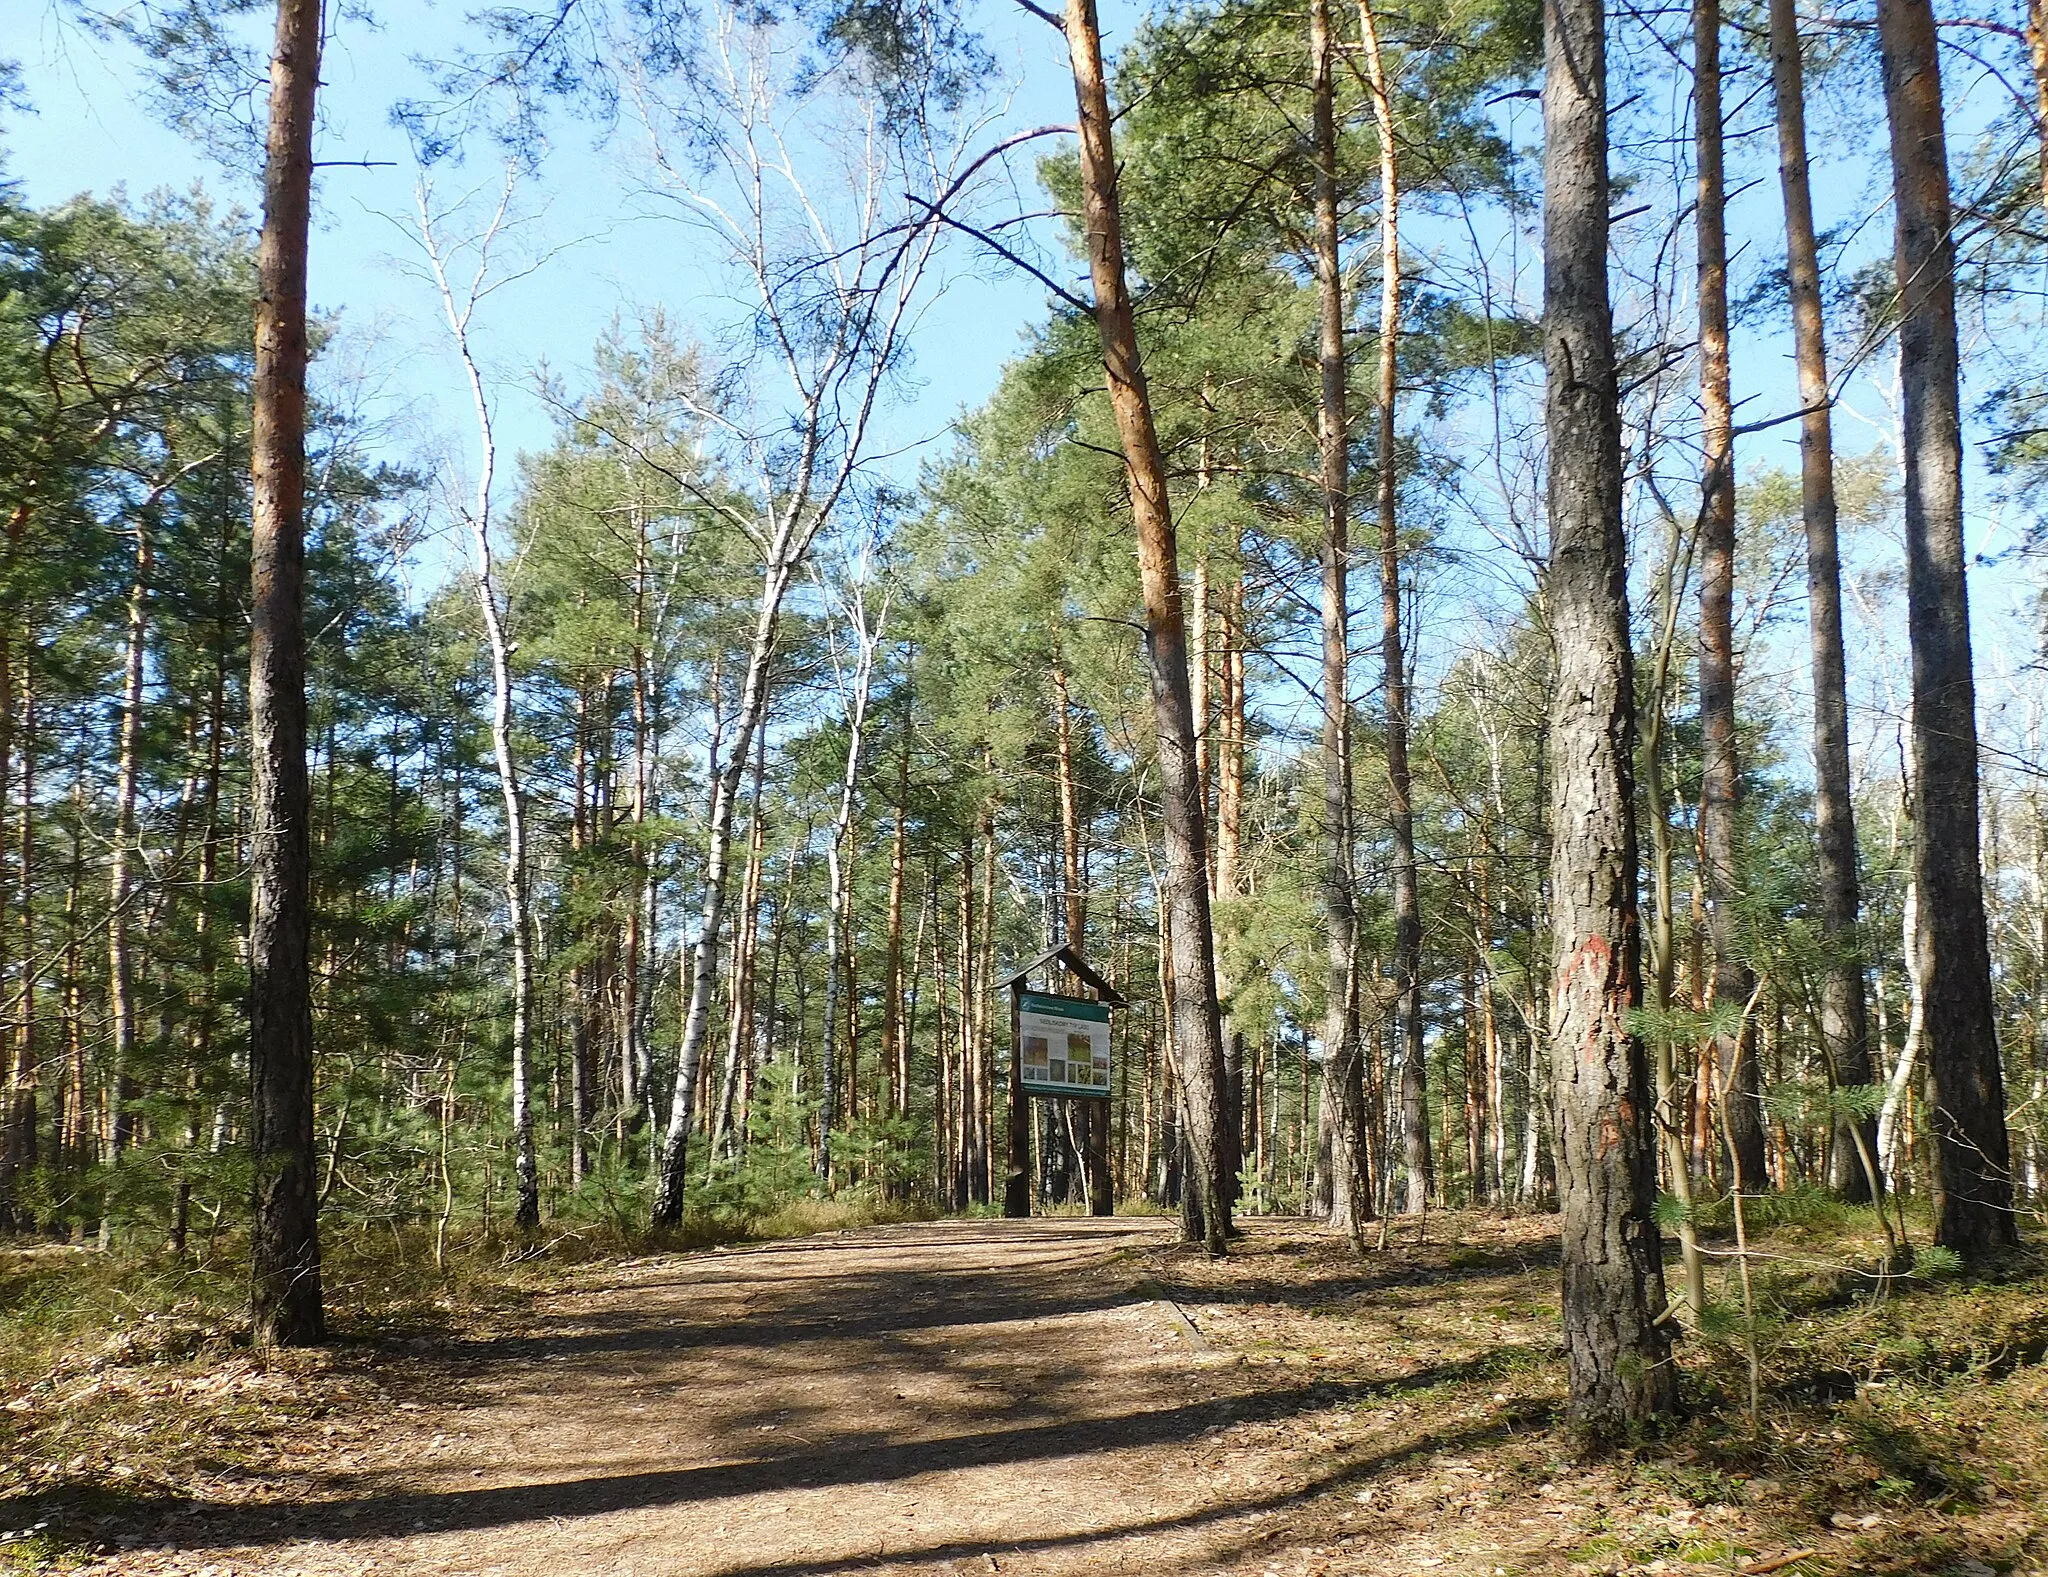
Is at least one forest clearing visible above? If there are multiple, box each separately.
[4,0,2048,1562]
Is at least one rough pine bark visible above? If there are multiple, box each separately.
[2028,0,2048,217]
[1874,0,2017,1255]
[247,0,326,1346]
[1542,0,1675,1425]
[1768,0,1879,1200]
[1061,0,1230,1252]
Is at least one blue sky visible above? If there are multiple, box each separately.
[3,0,2040,732]
[1,1,1088,559]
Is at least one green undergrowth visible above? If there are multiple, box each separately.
[1635,1220,2048,1577]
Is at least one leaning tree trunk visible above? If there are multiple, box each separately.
[652,552,793,1226]
[247,0,326,1347]
[1769,0,1879,1201]
[1357,0,1431,1218]
[469,523,538,1231]
[817,599,881,1185]
[1541,0,1676,1427]
[709,720,770,1165]
[1309,0,1367,1247]
[1061,0,1231,1253]
[1643,505,1709,1318]
[1693,0,1768,1194]
[1874,0,2017,1256]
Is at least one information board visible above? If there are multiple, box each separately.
[1017,990,1112,1097]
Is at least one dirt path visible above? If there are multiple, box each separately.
[42,1210,2031,1577]
[109,1218,1372,1576]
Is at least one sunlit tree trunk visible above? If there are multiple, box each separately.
[1310,0,1367,1248]
[620,534,650,1135]
[2027,0,2048,216]
[1694,0,1767,1193]
[104,524,151,1182]
[653,555,793,1224]
[1059,0,1230,1251]
[710,721,770,1164]
[1875,0,2017,1256]
[1769,0,1879,1201]
[817,590,881,1185]
[974,798,998,1204]
[879,701,910,1192]
[420,182,540,1232]
[1356,0,1430,1217]
[1542,0,1675,1426]
[568,685,595,1186]
[0,646,30,1228]
[247,0,326,1345]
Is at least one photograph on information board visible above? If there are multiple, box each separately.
[1017,991,1111,1096]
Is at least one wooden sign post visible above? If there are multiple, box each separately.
[994,943,1126,1218]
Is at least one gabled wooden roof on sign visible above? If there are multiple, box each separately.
[990,942,1129,1007]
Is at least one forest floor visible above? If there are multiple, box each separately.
[3,1210,2047,1576]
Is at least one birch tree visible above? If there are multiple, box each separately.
[413,174,550,1232]
[615,9,986,1224]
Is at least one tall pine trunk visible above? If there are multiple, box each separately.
[1542,0,1675,1425]
[1769,0,1879,1201]
[1061,0,1230,1253]
[1694,0,1767,1192]
[1357,0,1430,1217]
[247,0,325,1346]
[879,700,910,1193]
[1310,0,1367,1247]
[1874,0,2016,1255]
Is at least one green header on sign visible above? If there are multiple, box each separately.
[1019,990,1112,1023]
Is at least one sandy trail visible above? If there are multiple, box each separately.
[123,1219,1343,1576]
